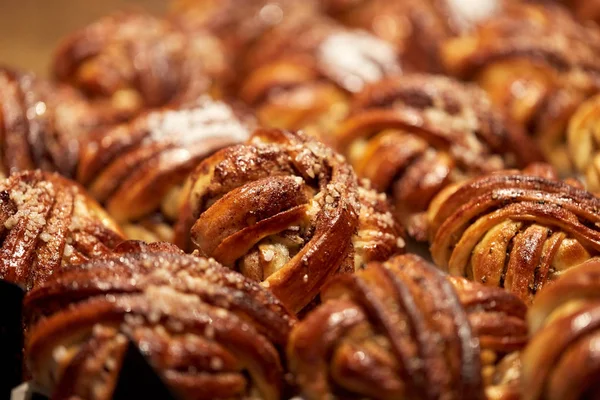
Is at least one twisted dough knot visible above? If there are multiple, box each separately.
[287,254,527,400]
[0,68,107,178]
[24,249,295,400]
[238,10,400,138]
[442,3,600,173]
[53,11,230,120]
[428,167,600,304]
[567,93,600,192]
[321,0,506,73]
[77,97,251,243]
[0,170,123,291]
[175,128,404,313]
[334,74,539,240]
[523,257,600,400]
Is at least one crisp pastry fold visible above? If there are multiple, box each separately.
[321,0,507,72]
[24,248,295,400]
[428,166,600,304]
[287,254,528,400]
[0,68,107,178]
[522,257,600,400]
[53,11,230,120]
[442,2,600,173]
[175,128,404,313]
[334,74,541,240]
[77,97,252,243]
[0,170,124,291]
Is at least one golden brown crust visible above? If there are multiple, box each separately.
[53,11,230,120]
[522,257,600,400]
[334,74,542,241]
[428,168,600,304]
[0,68,107,178]
[175,128,404,313]
[567,93,600,192]
[0,170,124,291]
[287,254,527,400]
[76,97,252,243]
[442,2,600,173]
[24,250,295,400]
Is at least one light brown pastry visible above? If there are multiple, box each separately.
[53,11,230,120]
[24,248,295,400]
[443,2,600,173]
[522,257,600,400]
[321,0,508,72]
[0,67,108,178]
[175,128,405,313]
[334,74,542,240]
[428,166,600,304]
[76,97,252,243]
[287,254,528,400]
[0,170,124,291]
[567,93,600,192]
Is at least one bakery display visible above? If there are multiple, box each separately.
[288,254,527,400]
[334,74,541,240]
[523,257,600,400]
[443,2,600,173]
[428,166,600,304]
[24,248,295,400]
[76,96,252,243]
[2,0,600,398]
[0,170,123,291]
[175,128,404,313]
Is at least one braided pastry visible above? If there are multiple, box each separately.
[237,9,400,139]
[522,257,600,400]
[0,68,107,178]
[175,128,404,313]
[567,93,600,192]
[24,249,295,400]
[334,74,540,241]
[53,11,230,120]
[321,0,506,73]
[0,170,124,291]
[287,254,528,400]
[77,97,251,243]
[442,3,600,173]
[428,167,600,304]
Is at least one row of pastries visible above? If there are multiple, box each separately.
[3,0,600,399]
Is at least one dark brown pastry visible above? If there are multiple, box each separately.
[237,8,400,139]
[53,11,230,120]
[427,166,600,304]
[522,257,600,400]
[0,170,124,291]
[24,249,295,400]
[442,2,600,173]
[321,0,508,72]
[287,254,528,400]
[0,67,107,178]
[334,74,541,240]
[77,97,252,243]
[175,128,405,313]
